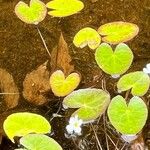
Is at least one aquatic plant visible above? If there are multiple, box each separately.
[73,27,101,49]
[95,43,133,78]
[16,134,62,150]
[107,95,148,135]
[15,0,47,25]
[117,71,150,96]
[46,0,84,17]
[50,70,81,97]
[98,21,139,44]
[3,112,51,142]
[63,88,110,122]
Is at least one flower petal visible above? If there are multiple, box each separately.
[66,125,74,134]
[74,126,81,135]
[143,68,150,74]
[146,63,150,71]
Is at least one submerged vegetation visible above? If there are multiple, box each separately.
[0,0,150,149]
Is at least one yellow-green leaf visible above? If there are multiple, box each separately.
[98,21,139,44]
[3,112,51,142]
[15,0,47,24]
[50,70,80,97]
[63,88,110,122]
[19,134,62,150]
[95,43,133,77]
[117,71,150,96]
[46,0,84,17]
[108,95,148,134]
[73,27,101,50]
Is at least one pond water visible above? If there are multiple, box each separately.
[0,0,150,149]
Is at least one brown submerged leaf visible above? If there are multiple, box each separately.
[0,68,19,109]
[23,61,50,105]
[51,33,74,75]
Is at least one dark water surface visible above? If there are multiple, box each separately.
[0,0,150,149]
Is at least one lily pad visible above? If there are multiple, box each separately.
[3,112,51,142]
[19,134,62,150]
[15,0,47,24]
[50,70,80,97]
[63,88,110,123]
[46,0,84,17]
[107,95,148,134]
[73,27,101,49]
[95,43,133,77]
[98,21,139,44]
[117,71,150,96]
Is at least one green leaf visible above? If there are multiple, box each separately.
[3,112,51,143]
[19,134,62,150]
[46,0,84,17]
[117,71,150,96]
[95,43,133,77]
[73,27,101,50]
[107,95,148,134]
[63,88,110,122]
[15,0,47,24]
[50,70,80,97]
[98,21,139,44]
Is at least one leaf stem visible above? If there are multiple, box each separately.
[90,123,103,150]
[36,26,51,58]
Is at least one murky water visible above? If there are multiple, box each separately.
[0,0,150,149]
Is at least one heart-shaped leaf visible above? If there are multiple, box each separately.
[98,21,139,44]
[95,43,133,77]
[19,134,62,150]
[117,71,150,96]
[46,0,84,17]
[50,70,80,97]
[3,112,51,142]
[15,0,47,24]
[73,27,101,50]
[108,95,148,134]
[63,88,110,123]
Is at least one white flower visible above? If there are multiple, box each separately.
[143,63,150,74]
[66,115,83,135]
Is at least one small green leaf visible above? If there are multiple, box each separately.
[50,70,80,97]
[108,95,148,134]
[95,43,133,77]
[73,27,101,50]
[19,134,62,150]
[46,0,84,17]
[15,0,47,24]
[63,88,110,122]
[117,71,150,96]
[98,21,139,44]
[3,112,51,142]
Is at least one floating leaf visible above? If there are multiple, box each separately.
[117,71,150,96]
[63,88,110,122]
[19,134,62,150]
[3,112,51,142]
[50,70,80,97]
[23,62,50,105]
[0,68,19,109]
[107,95,148,134]
[46,0,84,17]
[73,27,101,50]
[98,21,139,44]
[95,43,133,77]
[15,0,47,24]
[51,33,74,75]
